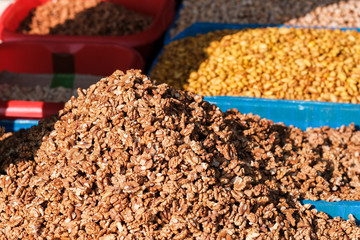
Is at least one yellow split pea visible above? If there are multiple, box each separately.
[150,27,360,103]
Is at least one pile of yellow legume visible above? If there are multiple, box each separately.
[151,27,360,103]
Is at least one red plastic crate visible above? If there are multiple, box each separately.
[0,0,176,59]
[0,41,145,119]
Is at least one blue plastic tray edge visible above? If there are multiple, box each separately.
[0,119,39,132]
[301,200,360,223]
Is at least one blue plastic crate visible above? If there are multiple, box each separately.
[204,96,360,130]
[150,23,360,130]
[301,200,360,224]
[0,119,39,132]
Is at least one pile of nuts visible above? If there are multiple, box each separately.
[17,0,152,36]
[152,27,360,103]
[171,0,360,38]
[0,70,360,239]
[286,0,360,28]
[151,29,237,90]
[0,84,77,102]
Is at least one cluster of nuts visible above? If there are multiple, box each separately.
[286,0,360,28]
[151,29,237,90]
[152,27,360,103]
[17,0,152,36]
[171,0,360,38]
[0,70,360,239]
[0,84,77,102]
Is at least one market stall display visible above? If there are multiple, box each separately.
[1,0,360,239]
[169,0,360,40]
[17,0,152,36]
[152,26,360,103]
[0,70,360,239]
[0,41,144,119]
[0,0,175,59]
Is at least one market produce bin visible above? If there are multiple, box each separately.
[150,22,360,130]
[205,96,360,130]
[0,0,176,59]
[0,41,145,119]
[301,200,360,224]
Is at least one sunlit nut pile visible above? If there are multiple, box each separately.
[0,84,77,102]
[225,112,360,202]
[151,29,237,90]
[171,0,360,38]
[152,27,360,103]
[286,0,360,28]
[1,70,360,238]
[17,0,152,36]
